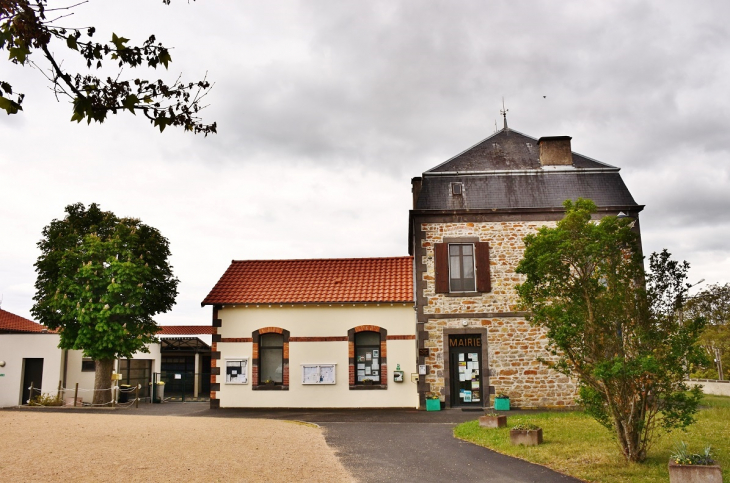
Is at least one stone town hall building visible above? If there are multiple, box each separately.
[203,124,641,410]
[408,126,641,408]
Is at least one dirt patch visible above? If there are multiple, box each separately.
[0,411,354,482]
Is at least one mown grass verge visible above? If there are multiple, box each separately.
[453,395,730,483]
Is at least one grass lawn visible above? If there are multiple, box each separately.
[454,394,730,483]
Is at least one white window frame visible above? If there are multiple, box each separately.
[448,243,477,293]
[225,358,249,385]
[301,363,337,385]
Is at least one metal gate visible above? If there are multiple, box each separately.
[153,371,210,402]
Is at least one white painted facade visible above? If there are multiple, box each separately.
[0,333,63,407]
[0,331,162,407]
[216,304,419,408]
[64,343,162,395]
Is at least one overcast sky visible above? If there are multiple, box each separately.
[2,0,729,325]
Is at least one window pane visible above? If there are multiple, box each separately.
[449,245,460,256]
[261,348,282,382]
[450,254,461,279]
[355,331,381,384]
[355,331,380,345]
[462,254,474,279]
[260,333,283,347]
[462,245,473,255]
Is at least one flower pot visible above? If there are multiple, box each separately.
[510,428,543,446]
[479,415,507,428]
[363,380,374,386]
[668,460,722,483]
[426,399,441,411]
[494,397,510,411]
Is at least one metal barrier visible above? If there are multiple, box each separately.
[153,372,211,402]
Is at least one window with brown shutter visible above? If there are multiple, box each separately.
[434,241,491,294]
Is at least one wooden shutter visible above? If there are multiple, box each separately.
[434,243,449,293]
[476,241,491,293]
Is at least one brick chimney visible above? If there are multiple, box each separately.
[538,136,573,166]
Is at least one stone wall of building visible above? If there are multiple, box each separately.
[423,317,577,408]
[420,221,557,314]
[419,220,578,408]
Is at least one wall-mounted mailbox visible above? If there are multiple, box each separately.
[393,371,404,382]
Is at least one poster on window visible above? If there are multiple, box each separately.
[226,359,248,384]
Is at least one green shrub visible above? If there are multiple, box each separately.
[29,393,64,406]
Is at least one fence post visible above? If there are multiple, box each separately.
[74,383,79,407]
[29,382,34,405]
[135,384,139,409]
[112,380,116,409]
[57,380,62,400]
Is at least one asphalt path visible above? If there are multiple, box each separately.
[7,404,582,482]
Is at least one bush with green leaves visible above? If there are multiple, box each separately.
[516,198,707,462]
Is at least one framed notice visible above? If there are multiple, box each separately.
[225,358,248,384]
[301,364,336,385]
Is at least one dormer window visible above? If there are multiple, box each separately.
[451,182,463,195]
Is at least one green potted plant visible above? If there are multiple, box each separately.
[362,378,374,386]
[479,410,507,428]
[509,421,542,446]
[494,393,510,411]
[262,378,276,386]
[668,442,722,483]
[425,392,441,411]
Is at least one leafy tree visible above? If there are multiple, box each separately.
[515,198,707,463]
[686,283,730,380]
[0,0,216,134]
[31,203,179,405]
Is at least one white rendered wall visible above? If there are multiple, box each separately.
[0,334,62,407]
[687,380,730,397]
[216,304,418,408]
[65,343,161,396]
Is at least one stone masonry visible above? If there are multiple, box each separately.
[420,221,578,408]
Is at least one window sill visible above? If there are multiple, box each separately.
[443,291,484,298]
[252,385,289,391]
[349,384,388,390]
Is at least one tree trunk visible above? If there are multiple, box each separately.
[93,359,115,406]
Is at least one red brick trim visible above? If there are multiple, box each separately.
[220,338,253,343]
[289,336,348,342]
[387,335,416,340]
[258,326,284,335]
[353,325,382,333]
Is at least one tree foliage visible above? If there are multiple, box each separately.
[686,283,730,380]
[31,203,179,404]
[0,0,216,134]
[515,198,707,463]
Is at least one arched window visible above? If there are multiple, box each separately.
[251,327,289,390]
[348,325,387,389]
[355,331,380,385]
[259,333,284,384]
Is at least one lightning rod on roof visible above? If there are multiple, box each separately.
[500,97,509,130]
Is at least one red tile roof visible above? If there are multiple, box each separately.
[202,257,414,305]
[157,325,214,335]
[0,309,55,333]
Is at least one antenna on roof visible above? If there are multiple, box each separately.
[500,97,509,130]
[494,120,498,133]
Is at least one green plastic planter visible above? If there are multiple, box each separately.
[494,397,510,411]
[426,399,441,411]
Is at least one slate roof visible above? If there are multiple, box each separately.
[416,128,640,211]
[202,257,414,305]
[0,309,55,333]
[416,172,637,210]
[427,128,614,172]
[158,325,214,335]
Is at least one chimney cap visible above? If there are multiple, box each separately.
[538,136,572,144]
